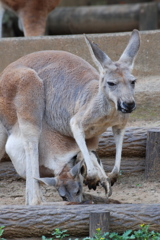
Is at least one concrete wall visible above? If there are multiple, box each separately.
[0,30,160,75]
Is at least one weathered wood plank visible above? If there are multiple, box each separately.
[0,204,160,238]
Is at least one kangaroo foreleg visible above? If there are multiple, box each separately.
[70,118,112,197]
[86,151,112,196]
[109,126,125,185]
[70,118,97,178]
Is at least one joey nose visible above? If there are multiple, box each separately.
[122,101,136,112]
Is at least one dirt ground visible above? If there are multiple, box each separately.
[0,120,160,205]
[0,160,160,205]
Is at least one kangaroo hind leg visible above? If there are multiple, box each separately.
[0,121,8,161]
[14,67,45,205]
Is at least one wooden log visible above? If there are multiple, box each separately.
[0,162,19,180]
[59,0,154,6]
[47,3,159,35]
[47,4,139,34]
[89,212,110,237]
[0,127,148,178]
[0,204,160,238]
[1,127,147,162]
[145,129,160,180]
[0,157,145,181]
[97,127,147,158]
[101,157,145,175]
[139,2,158,30]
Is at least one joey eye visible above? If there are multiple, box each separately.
[107,82,116,87]
[131,80,136,85]
[62,196,67,201]
[76,189,80,196]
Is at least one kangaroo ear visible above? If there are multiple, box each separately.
[69,160,86,178]
[35,177,58,186]
[84,34,113,71]
[119,29,140,70]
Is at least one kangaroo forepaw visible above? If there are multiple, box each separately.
[84,176,112,197]
[84,177,100,190]
[100,177,112,197]
[108,172,119,186]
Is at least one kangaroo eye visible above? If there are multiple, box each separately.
[107,82,116,87]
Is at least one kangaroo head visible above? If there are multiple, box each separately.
[85,30,140,114]
[36,160,86,202]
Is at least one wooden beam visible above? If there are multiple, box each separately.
[89,211,110,237]
[145,129,160,179]
[0,204,160,238]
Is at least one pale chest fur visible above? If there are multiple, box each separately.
[83,106,128,139]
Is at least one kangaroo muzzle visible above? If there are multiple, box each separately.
[118,100,136,113]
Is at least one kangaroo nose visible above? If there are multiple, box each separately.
[122,101,136,112]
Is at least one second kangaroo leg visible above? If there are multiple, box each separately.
[0,121,8,160]
[19,10,47,36]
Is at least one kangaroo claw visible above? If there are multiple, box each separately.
[84,176,112,197]
[100,177,112,197]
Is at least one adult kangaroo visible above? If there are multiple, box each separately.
[0,0,60,37]
[0,30,140,205]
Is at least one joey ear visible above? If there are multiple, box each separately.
[119,29,140,70]
[35,177,58,186]
[58,186,66,197]
[69,160,86,178]
[84,34,113,71]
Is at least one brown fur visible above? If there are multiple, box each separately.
[0,0,60,36]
